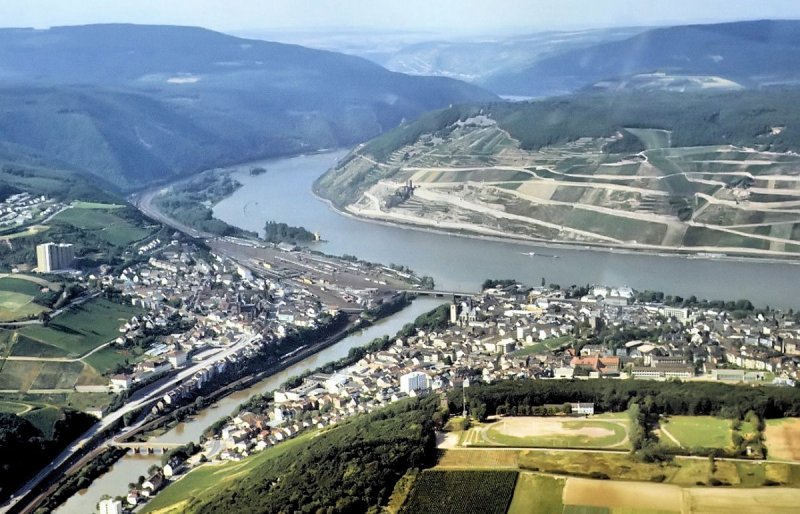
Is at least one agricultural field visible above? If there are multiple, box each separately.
[765,418,800,461]
[439,448,800,488]
[15,297,140,357]
[331,118,800,257]
[0,276,54,322]
[400,470,518,514]
[0,359,103,391]
[507,472,565,514]
[461,416,630,449]
[432,449,800,514]
[437,448,520,469]
[659,416,733,449]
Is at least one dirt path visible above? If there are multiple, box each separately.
[659,426,683,447]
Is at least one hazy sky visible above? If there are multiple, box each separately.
[4,0,800,35]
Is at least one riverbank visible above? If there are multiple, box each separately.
[311,187,800,266]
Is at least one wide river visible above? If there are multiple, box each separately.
[213,150,799,309]
[56,298,445,513]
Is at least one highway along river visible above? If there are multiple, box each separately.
[212,150,799,309]
[54,298,445,513]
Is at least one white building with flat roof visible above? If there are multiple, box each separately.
[400,371,429,394]
[99,498,123,514]
[36,242,74,272]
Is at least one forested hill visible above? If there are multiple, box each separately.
[0,24,496,191]
[361,89,800,160]
[484,19,800,96]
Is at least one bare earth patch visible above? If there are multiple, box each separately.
[563,477,683,512]
[494,417,615,439]
[766,418,800,461]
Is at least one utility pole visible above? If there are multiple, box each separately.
[462,381,467,417]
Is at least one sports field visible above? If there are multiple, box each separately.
[461,416,629,449]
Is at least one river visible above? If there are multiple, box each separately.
[55,298,445,514]
[212,151,799,309]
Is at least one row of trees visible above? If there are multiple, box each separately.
[450,379,800,422]
[263,221,315,244]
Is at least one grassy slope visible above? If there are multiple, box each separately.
[17,298,140,357]
[145,396,439,514]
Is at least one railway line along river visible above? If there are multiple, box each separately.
[54,298,445,513]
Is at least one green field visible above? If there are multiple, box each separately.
[17,298,139,357]
[51,206,152,246]
[513,336,572,356]
[507,472,565,514]
[8,335,71,358]
[0,291,47,321]
[0,399,31,413]
[0,277,46,296]
[71,201,124,210]
[400,470,518,514]
[83,345,131,374]
[659,416,732,449]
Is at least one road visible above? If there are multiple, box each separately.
[132,187,216,240]
[0,335,256,514]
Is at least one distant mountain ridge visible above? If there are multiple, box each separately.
[483,19,800,96]
[0,24,496,190]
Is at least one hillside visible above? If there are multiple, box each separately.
[484,20,800,96]
[0,24,496,191]
[141,396,439,514]
[315,89,800,257]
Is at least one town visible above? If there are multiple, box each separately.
[102,272,800,512]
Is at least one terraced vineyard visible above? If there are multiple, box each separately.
[318,108,800,258]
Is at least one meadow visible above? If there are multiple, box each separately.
[51,206,152,246]
[659,416,733,449]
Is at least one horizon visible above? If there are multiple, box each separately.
[4,1,800,39]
